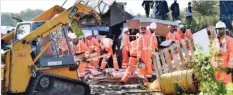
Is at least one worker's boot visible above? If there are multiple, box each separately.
[147,77,152,82]
[137,78,147,89]
[120,81,126,85]
[138,78,145,86]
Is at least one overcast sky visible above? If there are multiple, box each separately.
[1,0,191,15]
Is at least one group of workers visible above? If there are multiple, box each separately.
[120,20,193,85]
[66,29,119,80]
[65,19,232,86]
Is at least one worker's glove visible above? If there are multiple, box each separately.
[81,57,88,62]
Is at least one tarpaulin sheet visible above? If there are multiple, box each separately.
[82,27,109,32]
[220,1,233,30]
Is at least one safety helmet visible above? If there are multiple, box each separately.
[122,27,129,33]
[150,22,157,29]
[68,33,77,39]
[146,26,150,30]
[84,32,92,38]
[215,21,226,29]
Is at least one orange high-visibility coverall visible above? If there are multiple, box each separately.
[73,40,90,78]
[121,40,138,82]
[184,29,193,38]
[177,29,184,39]
[100,38,119,70]
[184,29,193,51]
[166,31,182,43]
[137,30,155,78]
[215,35,233,85]
[85,37,101,68]
[122,33,130,68]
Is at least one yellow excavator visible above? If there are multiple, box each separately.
[1,2,101,95]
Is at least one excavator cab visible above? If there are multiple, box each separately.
[1,2,103,95]
[13,21,75,67]
[1,21,91,95]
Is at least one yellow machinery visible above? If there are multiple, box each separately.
[1,5,65,43]
[1,2,101,95]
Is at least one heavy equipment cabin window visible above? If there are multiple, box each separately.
[16,24,31,40]
[38,28,70,57]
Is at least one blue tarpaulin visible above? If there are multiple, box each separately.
[220,1,233,30]
[82,27,109,32]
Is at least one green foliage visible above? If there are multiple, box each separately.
[1,9,44,26]
[181,1,220,33]
[192,1,219,16]
[190,42,233,95]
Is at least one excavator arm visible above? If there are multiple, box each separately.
[21,3,101,43]
[3,2,101,94]
[1,5,65,43]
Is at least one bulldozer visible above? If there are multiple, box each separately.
[1,2,102,95]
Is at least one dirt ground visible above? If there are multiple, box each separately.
[84,68,161,95]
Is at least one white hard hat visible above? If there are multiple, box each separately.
[122,27,128,33]
[84,32,92,38]
[68,33,77,39]
[150,22,157,29]
[146,26,150,30]
[215,21,226,29]
[175,20,181,24]
[179,25,184,28]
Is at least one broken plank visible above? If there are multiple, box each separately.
[170,44,181,71]
[177,43,186,69]
[181,39,190,64]
[152,53,162,78]
[163,48,173,72]
[159,50,168,73]
[188,38,195,61]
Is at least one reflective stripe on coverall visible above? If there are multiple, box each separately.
[215,35,233,84]
[85,37,101,68]
[100,38,119,70]
[166,31,181,43]
[121,40,138,82]
[137,32,154,78]
[74,40,90,78]
[122,33,130,68]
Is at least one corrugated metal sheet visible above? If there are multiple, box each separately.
[132,16,179,26]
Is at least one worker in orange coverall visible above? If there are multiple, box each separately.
[149,22,158,51]
[176,20,184,39]
[99,37,119,71]
[166,24,182,43]
[84,32,101,69]
[121,33,140,84]
[68,33,90,81]
[122,27,130,69]
[214,21,233,85]
[137,26,155,85]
